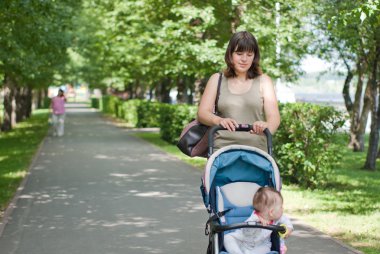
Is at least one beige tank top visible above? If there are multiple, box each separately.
[214,75,268,152]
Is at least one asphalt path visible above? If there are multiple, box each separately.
[0,103,362,254]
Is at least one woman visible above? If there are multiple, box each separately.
[51,89,66,137]
[197,31,280,152]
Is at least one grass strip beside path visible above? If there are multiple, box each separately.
[133,131,380,254]
[0,110,49,219]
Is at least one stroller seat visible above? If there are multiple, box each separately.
[216,182,261,225]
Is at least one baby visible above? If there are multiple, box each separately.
[224,187,293,254]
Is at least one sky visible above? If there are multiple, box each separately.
[301,55,332,73]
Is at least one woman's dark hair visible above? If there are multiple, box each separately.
[224,31,262,79]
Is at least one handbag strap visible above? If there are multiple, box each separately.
[214,72,223,114]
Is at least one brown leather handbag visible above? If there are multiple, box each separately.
[177,73,222,157]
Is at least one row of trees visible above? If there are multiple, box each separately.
[0,0,379,169]
[75,0,312,103]
[0,0,81,131]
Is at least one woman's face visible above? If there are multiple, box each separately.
[232,51,254,75]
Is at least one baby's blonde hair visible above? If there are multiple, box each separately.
[253,187,283,213]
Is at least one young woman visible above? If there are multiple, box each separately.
[51,89,66,137]
[197,31,280,151]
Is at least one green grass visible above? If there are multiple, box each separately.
[0,109,49,218]
[133,131,380,254]
[134,132,207,168]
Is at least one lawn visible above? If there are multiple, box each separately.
[0,109,49,218]
[133,131,380,254]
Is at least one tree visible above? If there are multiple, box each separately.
[312,0,380,169]
[0,0,81,131]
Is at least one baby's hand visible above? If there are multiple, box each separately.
[284,228,293,238]
[279,224,292,238]
[258,216,270,226]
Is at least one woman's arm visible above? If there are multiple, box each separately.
[197,73,238,131]
[251,74,280,134]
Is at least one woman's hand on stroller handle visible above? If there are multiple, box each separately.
[208,125,273,156]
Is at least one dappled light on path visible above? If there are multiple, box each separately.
[1,103,360,254]
[0,103,208,253]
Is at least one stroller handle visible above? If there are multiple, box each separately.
[212,221,286,234]
[208,124,273,157]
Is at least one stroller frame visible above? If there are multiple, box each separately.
[203,125,286,254]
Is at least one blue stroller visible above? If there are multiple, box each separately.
[200,125,285,254]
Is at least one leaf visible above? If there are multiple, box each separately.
[360,11,367,23]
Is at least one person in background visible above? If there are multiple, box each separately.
[51,89,66,137]
[197,31,280,152]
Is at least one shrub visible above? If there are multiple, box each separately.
[121,99,141,127]
[102,96,120,116]
[136,101,161,128]
[159,104,197,144]
[91,98,100,109]
[274,103,346,188]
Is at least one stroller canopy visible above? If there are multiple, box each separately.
[202,145,281,208]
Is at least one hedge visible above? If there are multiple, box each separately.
[92,97,346,188]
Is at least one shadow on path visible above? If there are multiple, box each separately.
[0,103,362,254]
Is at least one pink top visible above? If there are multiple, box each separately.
[51,96,65,115]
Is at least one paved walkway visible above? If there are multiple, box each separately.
[0,103,362,254]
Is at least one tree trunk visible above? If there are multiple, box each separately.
[193,78,202,106]
[15,86,24,123]
[148,86,154,101]
[37,89,43,109]
[1,74,14,131]
[348,60,369,151]
[364,45,380,170]
[231,3,246,33]
[25,86,32,118]
[342,70,354,113]
[176,76,187,104]
[135,80,146,99]
[156,79,172,103]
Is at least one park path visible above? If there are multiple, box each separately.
[0,103,362,254]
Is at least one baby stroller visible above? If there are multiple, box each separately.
[200,124,286,254]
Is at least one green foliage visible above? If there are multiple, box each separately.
[136,101,162,128]
[98,96,198,144]
[91,98,100,109]
[117,100,138,126]
[101,96,120,116]
[274,103,346,188]
[73,0,312,93]
[158,104,198,144]
[0,0,81,88]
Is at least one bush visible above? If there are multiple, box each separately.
[136,101,161,128]
[121,99,141,127]
[91,98,100,109]
[102,96,120,116]
[274,103,346,188]
[159,104,197,144]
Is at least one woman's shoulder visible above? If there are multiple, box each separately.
[207,72,223,85]
[258,73,272,83]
